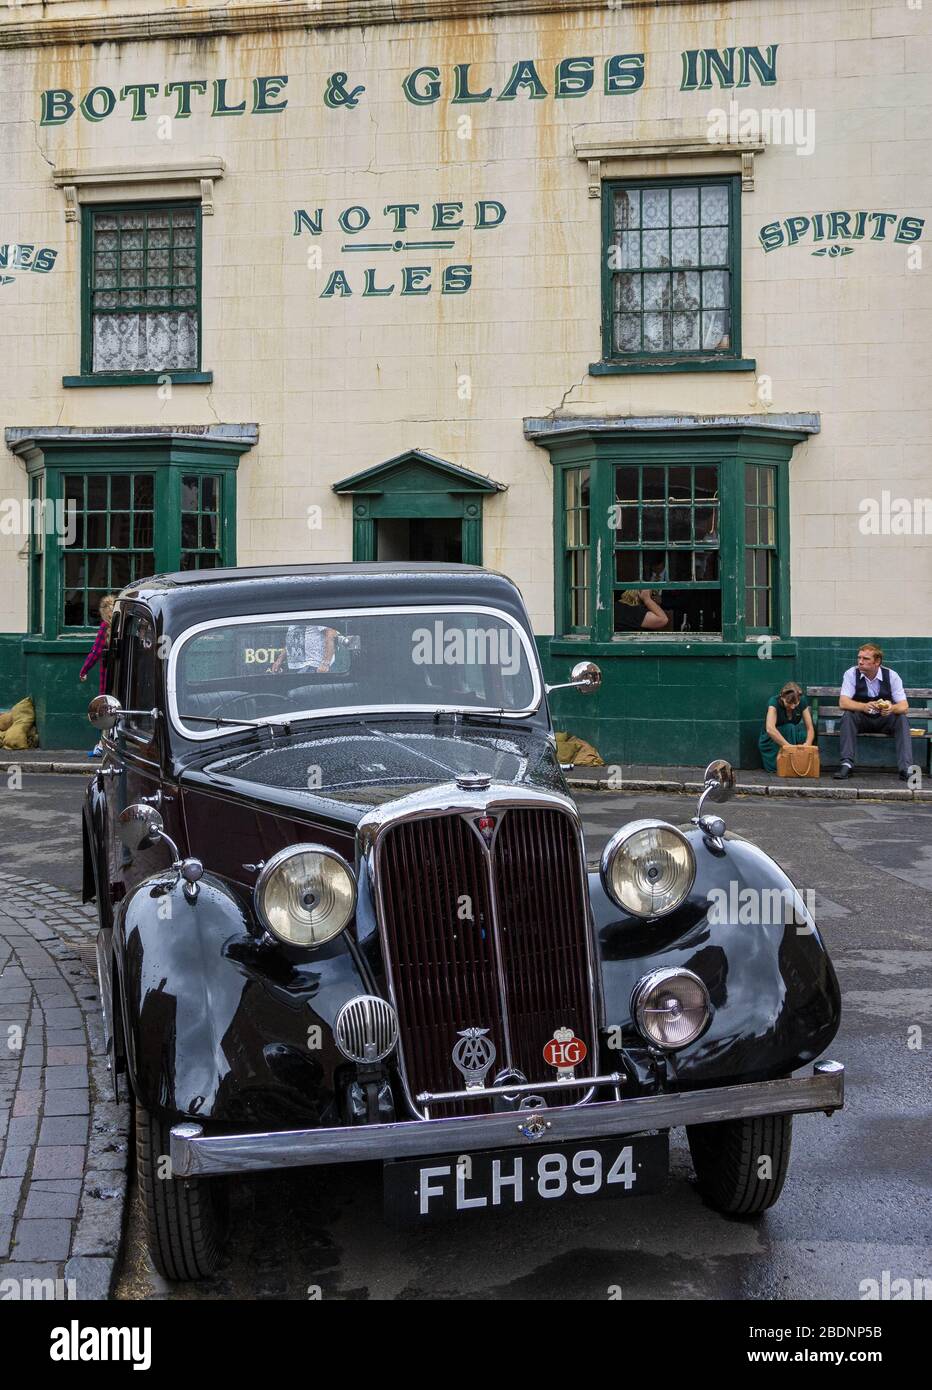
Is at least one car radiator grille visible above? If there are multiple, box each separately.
[375,806,597,1117]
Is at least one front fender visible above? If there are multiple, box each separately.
[590,829,841,1088]
[116,872,372,1128]
[81,775,108,910]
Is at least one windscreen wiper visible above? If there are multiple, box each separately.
[460,709,509,726]
[177,713,293,736]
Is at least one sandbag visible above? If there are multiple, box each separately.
[0,695,37,750]
[555,730,605,766]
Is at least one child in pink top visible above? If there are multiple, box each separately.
[79,594,115,756]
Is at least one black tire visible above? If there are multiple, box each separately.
[687,1112,793,1216]
[135,1101,229,1281]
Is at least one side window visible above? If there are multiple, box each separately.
[125,613,158,741]
[105,608,123,699]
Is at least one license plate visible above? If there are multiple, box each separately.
[384,1133,668,1222]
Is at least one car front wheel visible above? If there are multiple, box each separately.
[687,1112,792,1216]
[135,1101,229,1280]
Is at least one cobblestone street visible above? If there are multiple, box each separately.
[0,870,129,1297]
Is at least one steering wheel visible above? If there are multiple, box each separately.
[208,693,293,720]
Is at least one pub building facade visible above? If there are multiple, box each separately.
[0,0,929,764]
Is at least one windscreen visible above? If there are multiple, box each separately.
[172,607,540,736]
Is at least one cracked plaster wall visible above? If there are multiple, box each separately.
[0,0,930,639]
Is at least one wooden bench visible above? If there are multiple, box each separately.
[806,685,932,770]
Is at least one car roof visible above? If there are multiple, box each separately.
[118,563,536,636]
[134,562,485,588]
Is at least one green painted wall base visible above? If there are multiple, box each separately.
[539,635,932,771]
[0,634,26,709]
[0,634,97,749]
[3,627,931,758]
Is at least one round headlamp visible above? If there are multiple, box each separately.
[600,819,696,918]
[632,968,711,1049]
[255,844,356,947]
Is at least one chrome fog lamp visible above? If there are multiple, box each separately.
[255,844,356,947]
[600,819,696,918]
[334,995,399,1064]
[632,968,711,1049]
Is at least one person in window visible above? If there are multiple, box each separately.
[79,593,116,758]
[617,589,670,632]
[758,681,814,773]
[269,624,338,674]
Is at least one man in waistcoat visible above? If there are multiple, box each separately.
[833,643,913,780]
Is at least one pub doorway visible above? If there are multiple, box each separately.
[333,449,506,567]
[375,516,463,562]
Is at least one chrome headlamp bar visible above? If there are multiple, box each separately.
[416,1072,623,1105]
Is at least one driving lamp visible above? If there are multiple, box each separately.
[632,968,711,1049]
[600,819,696,918]
[255,844,356,946]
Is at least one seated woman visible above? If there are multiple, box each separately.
[616,588,670,632]
[759,681,815,772]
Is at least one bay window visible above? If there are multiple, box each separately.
[8,429,254,642]
[542,421,807,648]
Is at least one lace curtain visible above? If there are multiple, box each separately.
[92,311,198,373]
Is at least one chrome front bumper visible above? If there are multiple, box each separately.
[170,1060,844,1178]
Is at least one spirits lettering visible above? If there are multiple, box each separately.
[759,211,925,256]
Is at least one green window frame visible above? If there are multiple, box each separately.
[543,426,801,649]
[598,176,752,374]
[745,463,778,634]
[180,474,224,570]
[61,471,156,629]
[28,473,45,635]
[14,435,249,643]
[562,466,591,632]
[612,461,721,635]
[70,200,209,387]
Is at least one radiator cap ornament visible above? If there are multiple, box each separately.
[452,1027,497,1089]
[456,770,492,790]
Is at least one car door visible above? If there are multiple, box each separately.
[101,606,169,904]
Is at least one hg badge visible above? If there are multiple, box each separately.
[451,1027,496,1090]
[543,1026,588,1081]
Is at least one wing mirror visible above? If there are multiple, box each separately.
[118,804,204,902]
[118,803,167,852]
[546,661,602,696]
[88,695,158,731]
[696,759,736,817]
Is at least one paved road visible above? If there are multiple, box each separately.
[2,776,930,1300]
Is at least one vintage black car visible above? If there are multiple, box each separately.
[82,563,843,1280]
